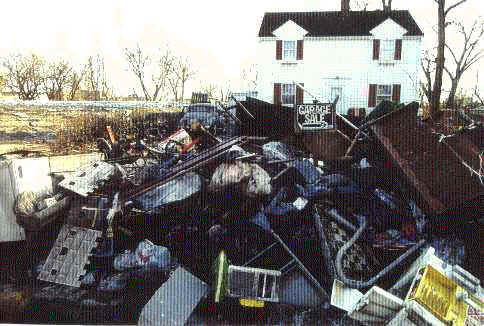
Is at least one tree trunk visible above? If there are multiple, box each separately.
[382,0,392,12]
[446,79,459,109]
[431,1,446,118]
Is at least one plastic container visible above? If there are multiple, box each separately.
[408,265,469,325]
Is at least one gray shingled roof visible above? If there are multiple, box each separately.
[258,10,423,37]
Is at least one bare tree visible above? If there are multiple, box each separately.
[241,65,259,93]
[201,83,217,100]
[168,56,195,102]
[430,0,468,118]
[354,0,369,10]
[421,49,436,105]
[167,71,180,102]
[0,73,5,92]
[67,65,85,101]
[124,44,150,100]
[341,0,350,12]
[382,0,392,12]
[2,53,45,100]
[219,80,232,102]
[444,18,484,108]
[154,48,175,101]
[124,44,173,101]
[473,71,484,105]
[84,55,111,100]
[42,59,72,100]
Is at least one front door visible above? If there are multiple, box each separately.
[330,87,343,113]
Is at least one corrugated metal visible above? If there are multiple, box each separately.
[369,105,483,217]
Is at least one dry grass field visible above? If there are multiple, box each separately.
[0,106,182,156]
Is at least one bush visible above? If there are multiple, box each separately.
[49,110,182,154]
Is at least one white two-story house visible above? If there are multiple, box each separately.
[255,6,423,114]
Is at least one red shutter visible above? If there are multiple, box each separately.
[296,83,304,104]
[395,39,402,60]
[297,40,304,60]
[373,39,380,60]
[274,83,281,104]
[276,40,282,60]
[392,84,401,102]
[369,84,377,107]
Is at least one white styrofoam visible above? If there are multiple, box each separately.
[0,153,102,242]
[0,161,26,241]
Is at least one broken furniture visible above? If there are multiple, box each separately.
[213,251,281,307]
[332,247,484,325]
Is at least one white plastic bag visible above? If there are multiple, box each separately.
[209,161,252,192]
[244,164,272,197]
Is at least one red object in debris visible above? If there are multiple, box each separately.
[401,220,416,240]
[181,138,200,153]
[106,126,116,144]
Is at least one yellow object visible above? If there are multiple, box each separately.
[239,299,265,308]
[409,266,473,325]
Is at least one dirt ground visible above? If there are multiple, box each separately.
[0,107,68,155]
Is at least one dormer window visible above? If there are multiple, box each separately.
[373,39,402,62]
[381,40,395,61]
[283,41,296,60]
[276,40,304,61]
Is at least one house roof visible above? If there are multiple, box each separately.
[258,10,423,37]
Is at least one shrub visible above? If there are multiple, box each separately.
[49,110,182,154]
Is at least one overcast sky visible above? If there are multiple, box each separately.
[0,0,483,99]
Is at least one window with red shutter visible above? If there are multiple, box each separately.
[373,40,380,60]
[274,83,281,104]
[276,41,282,60]
[369,84,377,107]
[392,84,401,102]
[395,39,402,60]
[297,40,303,60]
[296,83,304,104]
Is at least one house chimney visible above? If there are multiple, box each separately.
[341,0,350,14]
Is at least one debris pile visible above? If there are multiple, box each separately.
[1,99,483,325]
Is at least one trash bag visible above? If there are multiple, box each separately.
[208,161,252,192]
[134,172,202,213]
[113,239,171,271]
[15,191,43,216]
[209,162,272,197]
[97,272,131,292]
[244,164,272,198]
[291,159,324,184]
[262,141,298,161]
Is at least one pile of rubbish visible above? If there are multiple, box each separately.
[4,99,483,325]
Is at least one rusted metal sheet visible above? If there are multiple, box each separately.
[302,115,360,160]
[302,130,351,160]
[237,97,295,138]
[369,105,483,217]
